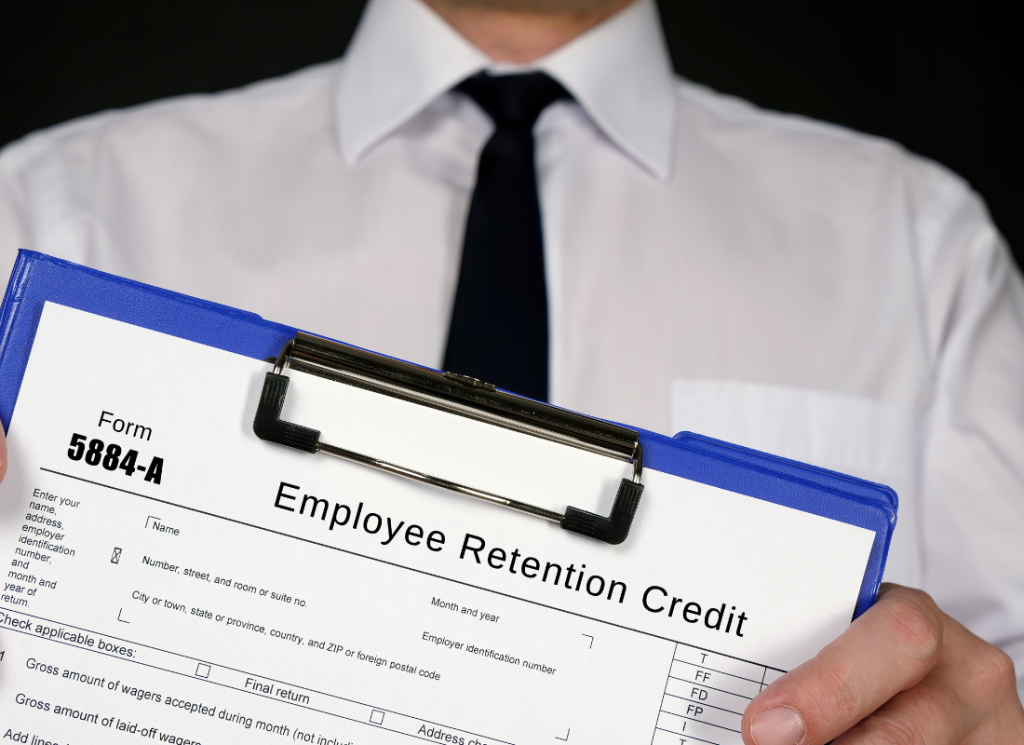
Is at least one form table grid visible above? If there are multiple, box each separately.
[650,642,786,745]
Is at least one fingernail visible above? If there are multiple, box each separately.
[750,707,805,745]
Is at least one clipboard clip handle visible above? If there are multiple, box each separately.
[560,477,643,545]
[253,335,644,545]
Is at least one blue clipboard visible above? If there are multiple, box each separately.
[0,250,896,620]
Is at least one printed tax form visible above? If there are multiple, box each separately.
[1,303,875,745]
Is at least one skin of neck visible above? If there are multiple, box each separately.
[420,0,638,63]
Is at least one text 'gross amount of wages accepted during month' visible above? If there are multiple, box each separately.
[0,303,874,745]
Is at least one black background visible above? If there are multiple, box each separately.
[3,0,1021,267]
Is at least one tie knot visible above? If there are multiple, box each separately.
[457,72,570,129]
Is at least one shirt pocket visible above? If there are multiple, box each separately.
[669,380,921,586]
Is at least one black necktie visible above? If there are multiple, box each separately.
[442,72,570,402]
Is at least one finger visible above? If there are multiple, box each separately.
[834,614,1024,744]
[831,675,970,745]
[742,584,945,745]
[0,423,6,484]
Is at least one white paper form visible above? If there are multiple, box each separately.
[0,303,876,745]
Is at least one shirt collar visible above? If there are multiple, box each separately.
[336,0,678,181]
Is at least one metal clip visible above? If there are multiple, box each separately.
[253,334,644,544]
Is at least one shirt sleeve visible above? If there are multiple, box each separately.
[914,163,1024,702]
[0,140,35,289]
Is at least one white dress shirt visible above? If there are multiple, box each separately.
[1,0,1022,696]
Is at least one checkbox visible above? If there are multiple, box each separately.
[195,663,211,678]
[370,710,385,725]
